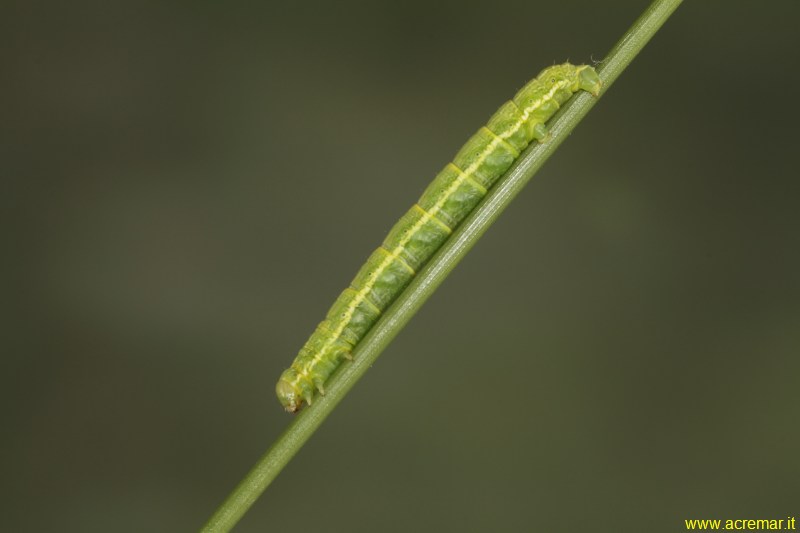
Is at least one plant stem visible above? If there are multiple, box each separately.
[200,0,683,530]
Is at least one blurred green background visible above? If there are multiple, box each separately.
[5,1,800,531]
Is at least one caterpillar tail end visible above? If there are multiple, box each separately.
[577,65,602,97]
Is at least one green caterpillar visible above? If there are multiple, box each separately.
[276,62,601,412]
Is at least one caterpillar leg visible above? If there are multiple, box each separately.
[311,349,354,395]
[532,122,550,143]
[577,65,602,96]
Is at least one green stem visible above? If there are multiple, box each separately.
[201,0,683,530]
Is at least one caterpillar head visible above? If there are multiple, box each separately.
[276,369,311,413]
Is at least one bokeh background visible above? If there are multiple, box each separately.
[5,1,800,531]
